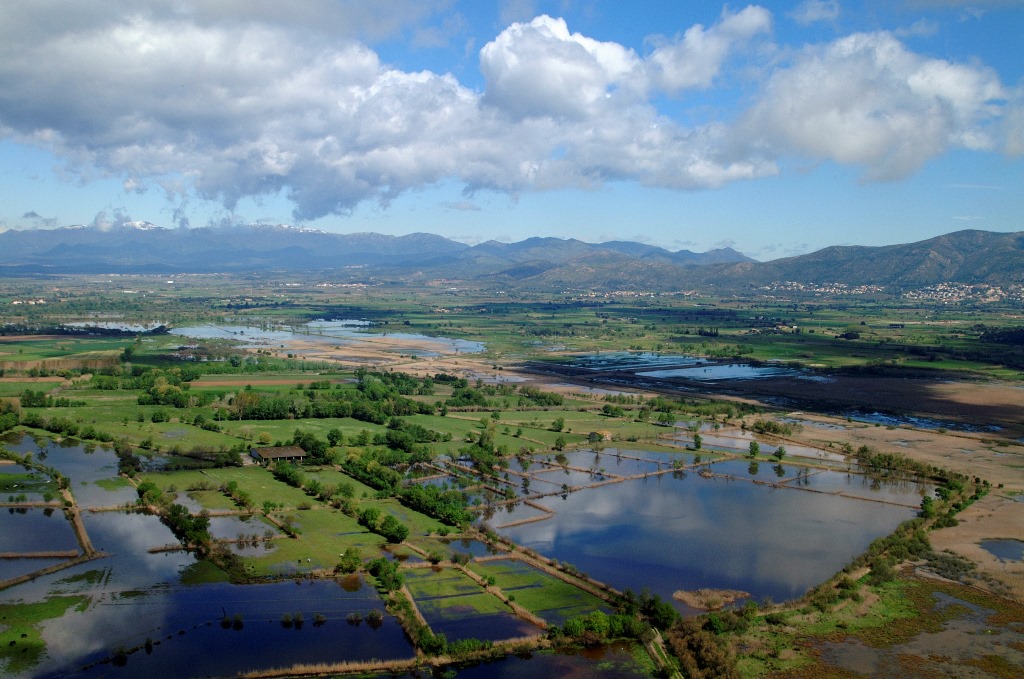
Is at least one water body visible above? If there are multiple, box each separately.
[40,577,412,679]
[841,410,1001,433]
[495,465,915,604]
[0,434,415,679]
[170,319,485,355]
[2,436,136,509]
[980,538,1024,562]
[639,363,825,382]
[0,507,78,553]
[568,351,708,371]
[565,352,825,383]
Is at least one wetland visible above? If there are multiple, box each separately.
[2,275,1023,678]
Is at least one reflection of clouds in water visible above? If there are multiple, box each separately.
[501,473,912,601]
[83,513,194,586]
[31,515,193,677]
[40,589,172,673]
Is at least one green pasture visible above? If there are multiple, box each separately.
[0,337,129,363]
[301,467,378,498]
[244,508,385,575]
[372,496,444,537]
[183,489,239,511]
[403,567,509,620]
[141,467,311,509]
[467,558,608,626]
[0,381,66,397]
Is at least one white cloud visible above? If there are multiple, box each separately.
[480,15,646,120]
[789,0,841,26]
[647,5,773,93]
[737,31,1007,180]
[0,4,1015,223]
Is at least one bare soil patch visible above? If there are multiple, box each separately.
[780,412,1024,492]
[929,494,1024,602]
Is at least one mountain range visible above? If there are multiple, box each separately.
[0,223,1020,292]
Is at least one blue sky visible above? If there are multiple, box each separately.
[0,1,1021,260]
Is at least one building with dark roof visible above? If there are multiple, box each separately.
[250,446,306,464]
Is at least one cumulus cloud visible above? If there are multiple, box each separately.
[737,31,1007,180]
[647,5,773,93]
[0,3,1015,222]
[480,15,645,120]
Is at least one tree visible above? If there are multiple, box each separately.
[379,514,409,543]
[773,445,785,461]
[550,417,565,432]
[336,547,362,573]
[693,433,702,450]
[748,441,760,458]
[358,507,381,530]
[553,435,566,451]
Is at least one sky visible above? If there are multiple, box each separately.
[0,1,1021,260]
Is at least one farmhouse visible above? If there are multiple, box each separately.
[250,445,306,464]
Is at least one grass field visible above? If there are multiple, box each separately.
[468,558,609,626]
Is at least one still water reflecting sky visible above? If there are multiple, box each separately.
[496,469,914,604]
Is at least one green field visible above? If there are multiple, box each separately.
[468,558,609,626]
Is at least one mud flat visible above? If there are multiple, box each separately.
[518,359,1024,438]
[672,588,750,611]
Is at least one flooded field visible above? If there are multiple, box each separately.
[492,452,920,604]
[170,320,485,357]
[0,425,938,677]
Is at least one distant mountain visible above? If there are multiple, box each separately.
[681,229,1024,290]
[0,223,469,274]
[0,223,751,279]
[0,223,1017,292]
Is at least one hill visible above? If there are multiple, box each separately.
[0,224,1019,292]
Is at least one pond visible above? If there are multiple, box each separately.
[493,468,915,605]
[0,507,78,554]
[1,435,136,509]
[980,538,1024,562]
[40,578,412,679]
